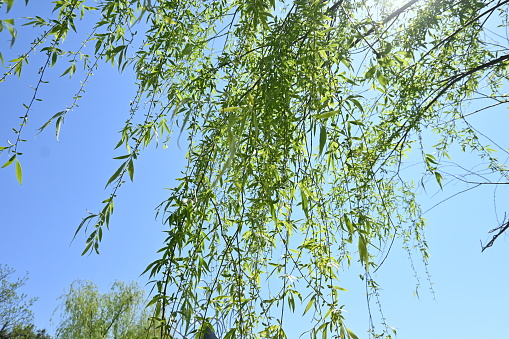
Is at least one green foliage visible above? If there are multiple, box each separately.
[0,265,36,334]
[3,0,509,338]
[54,280,156,339]
[0,265,49,338]
[0,324,51,339]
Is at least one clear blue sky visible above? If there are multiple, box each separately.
[1,1,509,338]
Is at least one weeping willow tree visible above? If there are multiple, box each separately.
[54,281,156,339]
[2,0,509,338]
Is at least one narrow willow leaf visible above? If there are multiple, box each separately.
[55,116,63,141]
[348,97,364,112]
[81,241,93,256]
[425,153,438,165]
[61,64,73,77]
[319,124,327,156]
[6,0,14,12]
[348,120,364,126]
[269,202,277,225]
[1,155,16,168]
[37,111,64,133]
[127,158,134,181]
[212,155,231,188]
[320,323,328,339]
[51,52,57,66]
[223,328,236,339]
[110,44,126,54]
[346,328,359,339]
[358,235,368,268]
[315,110,340,120]
[303,295,315,315]
[344,215,354,234]
[377,70,388,87]
[333,285,348,291]
[73,214,96,242]
[288,294,295,312]
[15,159,22,185]
[220,107,241,112]
[301,187,309,218]
[434,171,443,189]
[105,162,126,188]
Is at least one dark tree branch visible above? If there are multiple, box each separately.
[419,0,509,63]
[351,0,421,48]
[424,53,509,113]
[482,217,509,252]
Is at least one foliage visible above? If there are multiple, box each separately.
[2,0,509,338]
[0,265,50,338]
[0,324,51,339]
[54,280,156,339]
[0,265,37,335]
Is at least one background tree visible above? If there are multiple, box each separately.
[0,324,51,339]
[53,280,156,339]
[0,265,36,334]
[0,265,50,339]
[2,0,509,338]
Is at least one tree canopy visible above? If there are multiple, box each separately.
[54,280,155,339]
[0,265,36,335]
[0,265,50,339]
[2,0,509,338]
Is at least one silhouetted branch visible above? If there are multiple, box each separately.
[481,216,509,252]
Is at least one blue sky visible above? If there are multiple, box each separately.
[2,1,509,338]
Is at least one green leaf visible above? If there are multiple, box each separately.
[319,124,327,156]
[288,294,295,312]
[315,110,340,120]
[105,162,126,188]
[348,97,364,112]
[73,214,96,242]
[37,110,65,133]
[333,285,348,291]
[220,107,241,112]
[223,328,236,339]
[303,294,315,315]
[2,155,16,168]
[365,65,377,78]
[15,159,22,185]
[82,241,93,256]
[346,328,359,339]
[55,116,63,141]
[434,171,443,189]
[51,52,58,67]
[127,158,134,181]
[300,183,309,218]
[344,215,354,234]
[60,62,76,77]
[348,120,364,126]
[377,70,388,87]
[110,44,126,54]
[358,235,368,268]
[6,0,14,12]
[181,43,193,56]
